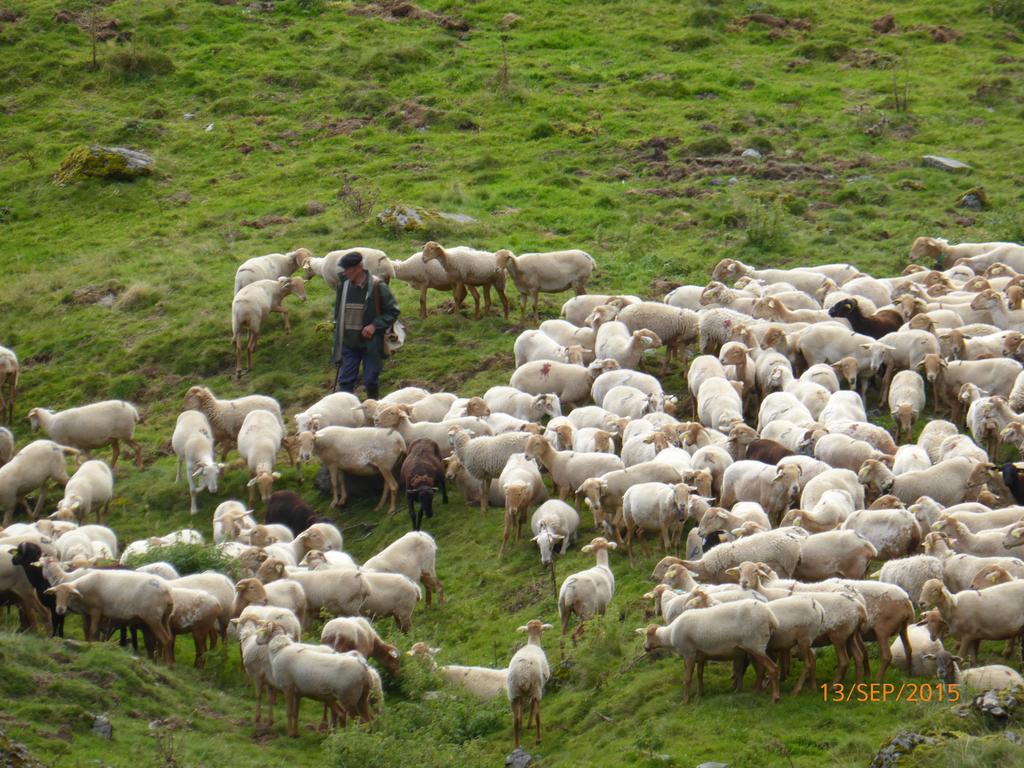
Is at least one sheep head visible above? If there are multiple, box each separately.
[581,536,616,553]
[44,583,81,615]
[917,578,946,609]
[651,556,687,582]
[909,237,944,263]
[924,649,961,684]
[420,242,446,263]
[235,577,269,607]
[255,557,287,583]
[289,247,314,269]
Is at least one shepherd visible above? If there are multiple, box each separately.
[331,251,400,398]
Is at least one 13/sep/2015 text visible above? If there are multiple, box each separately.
[821,683,959,703]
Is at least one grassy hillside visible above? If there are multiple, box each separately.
[3,0,1024,765]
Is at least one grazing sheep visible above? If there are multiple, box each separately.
[231,276,307,377]
[530,500,580,566]
[305,248,393,288]
[28,401,142,469]
[237,409,284,507]
[234,248,313,294]
[615,303,699,373]
[182,386,282,460]
[0,346,17,424]
[171,411,221,515]
[167,586,222,667]
[362,531,444,607]
[308,426,406,513]
[681,529,804,583]
[54,459,113,524]
[498,453,546,556]
[407,643,508,699]
[510,358,620,409]
[400,438,448,532]
[919,578,1024,664]
[620,482,691,565]
[322,616,401,677]
[495,248,596,320]
[0,440,76,526]
[264,491,316,537]
[421,241,510,319]
[292,392,365,434]
[358,571,421,633]
[558,537,616,641]
[507,619,552,748]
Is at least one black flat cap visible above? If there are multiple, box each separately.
[339,251,363,268]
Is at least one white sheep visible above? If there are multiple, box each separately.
[233,577,308,629]
[304,248,393,288]
[592,320,661,370]
[841,507,921,560]
[182,386,282,460]
[529,500,580,566]
[495,248,596,320]
[561,294,640,326]
[620,482,690,565]
[212,500,257,544]
[231,276,307,377]
[237,409,284,506]
[877,555,945,605]
[362,531,444,607]
[0,440,76,526]
[322,616,401,677]
[234,248,313,294]
[0,427,13,468]
[858,457,994,507]
[615,302,699,373]
[507,619,553,748]
[28,401,142,468]
[448,426,531,513]
[538,319,596,355]
[0,346,17,424]
[524,433,624,504]
[308,425,406,513]
[510,358,619,409]
[483,387,563,422]
[358,570,421,633]
[421,241,510,319]
[171,410,221,515]
[292,392,365,434]
[233,606,301,724]
[498,454,546,556]
[407,643,508,699]
[391,248,466,318]
[681,529,804,582]
[558,537,616,641]
[51,459,112,524]
[919,578,1024,664]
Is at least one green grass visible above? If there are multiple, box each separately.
[3,0,1024,764]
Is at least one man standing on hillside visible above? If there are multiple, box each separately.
[331,251,400,398]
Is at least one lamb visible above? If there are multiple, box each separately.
[233,577,308,628]
[927,648,1024,691]
[231,276,307,377]
[614,302,699,373]
[857,457,996,507]
[680,529,803,582]
[421,241,510,319]
[719,462,802,524]
[182,386,282,460]
[400,438,448,532]
[443,451,505,509]
[538,319,596,354]
[308,425,406,513]
[237,409,284,506]
[558,537,616,641]
[0,427,12,468]
[620,483,691,565]
[407,643,508,699]
[494,248,596,320]
[507,619,553,748]
[321,617,401,677]
[362,531,444,607]
[256,621,376,735]
[357,571,421,632]
[0,440,76,526]
[234,248,313,294]
[878,555,945,605]
[498,453,546,556]
[561,294,640,326]
[639,598,780,703]
[292,392,365,434]
[918,577,1024,664]
[0,346,17,424]
[592,321,662,371]
[232,606,301,724]
[523,433,624,504]
[509,358,620,409]
[53,459,112,524]
[166,586,222,667]
[448,426,531,513]
[530,500,580,566]
[887,371,926,443]
[170,410,221,515]
[45,570,174,662]
[264,491,316,537]
[213,500,257,543]
[28,401,142,468]
[304,247,393,288]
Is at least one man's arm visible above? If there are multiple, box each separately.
[372,282,400,331]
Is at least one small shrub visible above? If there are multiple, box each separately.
[991,0,1024,28]
[667,33,715,51]
[684,135,732,156]
[105,49,175,81]
[795,40,849,61]
[744,202,788,250]
[527,120,555,139]
[688,4,724,27]
[123,542,241,578]
[746,135,774,153]
[210,96,252,115]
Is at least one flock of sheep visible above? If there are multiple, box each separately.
[8,234,1024,747]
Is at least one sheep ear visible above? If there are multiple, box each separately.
[516,625,529,633]
[272,472,281,479]
[724,567,739,576]
[634,628,646,636]
[923,653,936,660]
[606,542,617,550]
[388,648,400,659]
[581,544,593,552]
[540,623,553,631]
[275,563,285,573]
[246,478,257,487]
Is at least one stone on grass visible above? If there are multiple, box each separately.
[376,204,477,233]
[922,155,971,172]
[505,748,533,768]
[54,145,154,186]
[91,715,113,739]
[741,148,762,160]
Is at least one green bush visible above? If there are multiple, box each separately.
[744,202,788,251]
[684,135,732,156]
[122,542,241,577]
[991,0,1024,28]
[528,120,555,139]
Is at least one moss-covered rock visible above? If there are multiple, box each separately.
[376,204,476,233]
[53,145,154,186]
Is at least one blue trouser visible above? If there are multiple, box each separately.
[337,345,381,397]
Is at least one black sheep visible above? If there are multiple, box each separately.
[400,438,448,531]
[828,298,903,339]
[265,490,318,536]
[11,542,62,637]
[1002,463,1024,505]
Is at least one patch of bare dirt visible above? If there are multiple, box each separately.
[53,9,130,41]
[65,281,123,306]
[930,26,961,43]
[348,1,469,33]
[645,155,869,183]
[0,8,23,23]
[386,100,436,129]
[871,14,895,34]
[441,353,514,390]
[239,214,294,229]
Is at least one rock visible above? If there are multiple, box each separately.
[922,155,971,172]
[183,112,195,120]
[91,715,113,740]
[205,123,215,132]
[696,763,729,768]
[239,214,294,230]
[930,26,960,43]
[953,215,976,226]
[505,748,533,768]
[741,148,762,160]
[872,15,895,34]
[957,186,989,210]
[376,204,476,233]
[500,12,520,28]
[869,731,936,768]
[53,145,154,186]
[303,201,326,216]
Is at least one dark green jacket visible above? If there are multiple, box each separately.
[331,274,400,365]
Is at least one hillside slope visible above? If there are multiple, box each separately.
[3,0,1024,765]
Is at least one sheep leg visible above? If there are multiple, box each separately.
[422,571,444,606]
[246,329,257,373]
[681,656,697,704]
[466,284,481,319]
[126,438,144,468]
[440,476,448,505]
[192,629,205,668]
[897,621,912,674]
[496,284,510,319]
[499,509,513,557]
[792,639,814,695]
[175,458,183,483]
[532,699,541,744]
[32,485,48,520]
[319,703,329,731]
[234,333,244,379]
[271,304,291,332]
[254,680,264,723]
[408,495,418,531]
[375,465,398,514]
[110,440,121,469]
[419,286,429,318]
[732,655,747,692]
[511,699,522,748]
[481,285,493,318]
[267,687,277,725]
[519,291,529,322]
[478,480,489,514]
[832,633,851,683]
[286,692,299,738]
[853,633,868,683]
[748,650,780,702]
[625,524,635,568]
